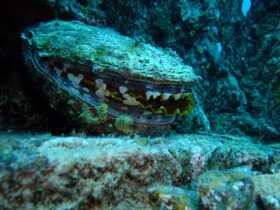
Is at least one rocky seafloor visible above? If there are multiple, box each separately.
[0,133,280,209]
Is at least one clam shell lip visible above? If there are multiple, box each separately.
[22,20,200,84]
[30,50,176,125]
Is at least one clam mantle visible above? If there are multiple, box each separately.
[22,20,200,136]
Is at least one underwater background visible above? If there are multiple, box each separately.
[0,0,279,209]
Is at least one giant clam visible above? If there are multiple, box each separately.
[22,20,200,136]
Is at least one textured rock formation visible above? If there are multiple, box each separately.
[1,133,279,209]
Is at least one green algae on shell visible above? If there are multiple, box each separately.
[22,20,200,135]
[23,20,199,83]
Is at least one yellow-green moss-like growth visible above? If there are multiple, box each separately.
[78,103,108,125]
[148,186,196,210]
[95,103,108,121]
[114,114,134,135]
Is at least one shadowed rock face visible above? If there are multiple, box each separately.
[22,20,200,136]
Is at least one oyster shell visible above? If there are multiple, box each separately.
[22,20,200,136]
